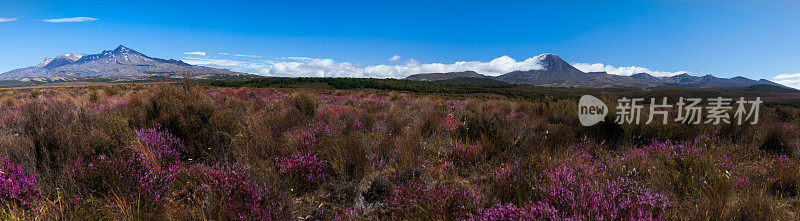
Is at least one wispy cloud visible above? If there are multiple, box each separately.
[572,63,687,77]
[276,57,315,61]
[773,73,800,89]
[218,52,261,58]
[183,55,547,78]
[183,51,207,56]
[0,18,18,22]
[182,57,268,72]
[42,17,98,23]
[774,73,800,80]
[235,54,261,58]
[183,53,702,80]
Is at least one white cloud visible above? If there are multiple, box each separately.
[572,63,687,77]
[277,57,315,61]
[234,54,261,58]
[218,52,261,58]
[263,55,548,78]
[773,73,800,89]
[0,18,18,22]
[43,17,98,23]
[389,55,401,62]
[182,57,268,73]
[183,53,706,80]
[183,51,206,56]
[774,73,800,80]
[183,54,547,78]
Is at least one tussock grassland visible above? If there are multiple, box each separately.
[0,84,798,220]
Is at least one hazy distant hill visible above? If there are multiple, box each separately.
[745,84,800,93]
[404,71,488,81]
[431,77,510,85]
[0,45,246,81]
[2,47,789,90]
[405,54,788,88]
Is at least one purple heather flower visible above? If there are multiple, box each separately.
[442,114,461,131]
[492,162,517,182]
[448,141,482,164]
[276,152,327,185]
[431,160,455,173]
[299,130,316,148]
[470,202,557,221]
[135,124,184,164]
[0,158,40,208]
[770,155,791,168]
[352,119,365,130]
[385,181,481,218]
[733,174,749,188]
[539,165,669,219]
[625,140,700,162]
[537,164,670,220]
[316,105,357,118]
[192,164,288,220]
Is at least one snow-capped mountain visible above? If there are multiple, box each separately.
[0,45,242,80]
[406,54,787,88]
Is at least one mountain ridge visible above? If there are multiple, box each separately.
[0,45,244,80]
[405,54,787,88]
[2,48,788,89]
[404,71,488,81]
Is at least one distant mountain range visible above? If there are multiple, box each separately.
[406,54,787,88]
[1,47,787,89]
[0,45,245,81]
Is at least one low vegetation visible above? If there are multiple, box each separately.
[0,83,798,220]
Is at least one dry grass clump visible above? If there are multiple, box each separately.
[0,84,798,219]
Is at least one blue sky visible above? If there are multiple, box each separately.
[1,0,799,87]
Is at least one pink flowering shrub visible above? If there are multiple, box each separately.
[132,125,186,203]
[469,202,557,221]
[3,84,800,219]
[625,140,700,162]
[492,163,516,181]
[383,181,482,219]
[69,125,290,219]
[68,125,186,212]
[734,174,750,188]
[352,119,365,130]
[770,155,791,168]
[299,130,316,148]
[447,141,483,166]
[135,124,184,165]
[442,114,461,131]
[316,105,357,119]
[0,158,40,209]
[294,119,334,148]
[430,160,454,173]
[187,164,290,220]
[621,140,734,217]
[277,152,328,190]
[537,165,670,220]
[316,95,348,105]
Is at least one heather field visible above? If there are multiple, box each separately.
[1,84,799,220]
